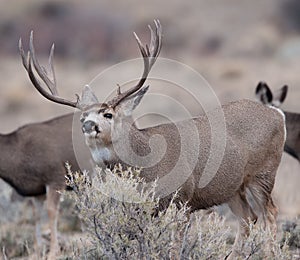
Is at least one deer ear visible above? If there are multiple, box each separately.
[255,81,273,105]
[80,85,99,106]
[272,85,288,108]
[117,86,149,117]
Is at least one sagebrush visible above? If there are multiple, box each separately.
[65,164,293,259]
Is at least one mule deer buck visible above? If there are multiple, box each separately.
[20,20,286,258]
[0,111,80,258]
[256,81,300,163]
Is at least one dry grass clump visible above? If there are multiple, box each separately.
[65,164,231,259]
[65,164,294,259]
[280,219,300,259]
[0,223,34,258]
[231,222,292,260]
[1,164,295,259]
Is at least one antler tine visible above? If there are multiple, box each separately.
[19,32,80,108]
[49,43,58,95]
[153,19,162,60]
[19,38,29,70]
[109,20,162,107]
[29,31,58,96]
[148,19,161,66]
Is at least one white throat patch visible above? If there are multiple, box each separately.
[90,147,111,165]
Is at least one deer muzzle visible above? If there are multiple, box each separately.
[82,120,100,134]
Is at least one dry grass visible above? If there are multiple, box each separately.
[37,165,299,259]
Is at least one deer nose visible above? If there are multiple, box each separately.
[82,120,99,134]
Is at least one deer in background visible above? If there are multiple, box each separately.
[256,81,300,163]
[0,109,79,257]
[20,20,286,258]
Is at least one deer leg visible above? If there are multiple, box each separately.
[227,190,257,259]
[259,193,278,256]
[265,197,278,236]
[248,167,278,230]
[32,196,45,258]
[248,170,278,257]
[46,186,61,260]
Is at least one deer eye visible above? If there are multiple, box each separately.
[103,113,113,119]
[80,113,88,122]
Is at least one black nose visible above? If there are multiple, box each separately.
[82,120,97,133]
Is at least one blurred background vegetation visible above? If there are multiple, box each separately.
[1,0,300,125]
[0,0,300,258]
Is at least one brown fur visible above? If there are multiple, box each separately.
[82,98,285,257]
[282,112,300,161]
[0,113,80,259]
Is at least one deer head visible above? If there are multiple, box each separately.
[255,81,288,108]
[80,85,150,145]
[19,20,162,150]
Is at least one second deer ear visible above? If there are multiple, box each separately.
[116,86,149,117]
[79,85,99,107]
[272,85,288,108]
[255,81,273,105]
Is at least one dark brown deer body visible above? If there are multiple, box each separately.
[0,113,79,259]
[21,20,285,258]
[256,82,300,162]
[284,112,300,161]
[0,114,77,195]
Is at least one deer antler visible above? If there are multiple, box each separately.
[108,19,162,108]
[19,32,80,108]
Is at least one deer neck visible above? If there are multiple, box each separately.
[88,120,150,168]
[111,120,151,167]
